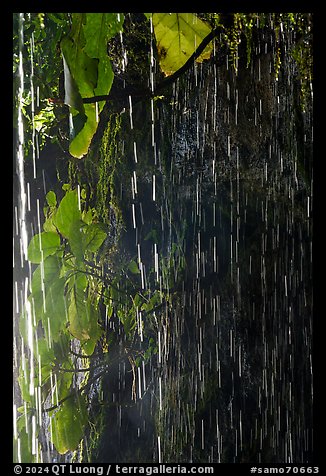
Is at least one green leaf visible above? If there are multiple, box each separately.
[53,190,81,239]
[56,369,73,400]
[128,260,140,274]
[43,277,68,339]
[68,276,97,341]
[37,337,55,383]
[82,209,93,225]
[81,326,102,356]
[50,395,88,454]
[60,14,99,158]
[83,223,107,253]
[68,104,99,158]
[117,308,136,337]
[27,231,60,264]
[28,255,62,324]
[18,356,37,405]
[152,13,213,76]
[52,331,71,362]
[43,216,57,233]
[142,292,161,312]
[60,13,119,158]
[16,426,36,463]
[61,14,98,98]
[46,191,57,208]
[30,255,62,297]
[68,220,86,262]
[83,13,124,58]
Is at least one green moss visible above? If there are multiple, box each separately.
[97,113,123,227]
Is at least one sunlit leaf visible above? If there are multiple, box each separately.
[27,231,60,264]
[152,13,213,76]
[68,220,86,262]
[60,14,99,158]
[81,325,102,356]
[61,14,98,98]
[84,13,121,112]
[50,395,88,454]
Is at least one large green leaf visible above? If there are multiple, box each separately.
[128,259,140,274]
[27,231,60,264]
[53,190,81,239]
[28,255,63,322]
[50,395,88,454]
[152,13,213,76]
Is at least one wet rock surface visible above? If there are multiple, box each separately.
[91,24,313,463]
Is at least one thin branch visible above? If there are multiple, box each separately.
[54,365,92,373]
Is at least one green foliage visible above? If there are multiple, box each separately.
[151,13,213,76]
[60,13,123,158]
[27,231,61,263]
[18,187,108,456]
[50,395,88,454]
[13,13,70,154]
